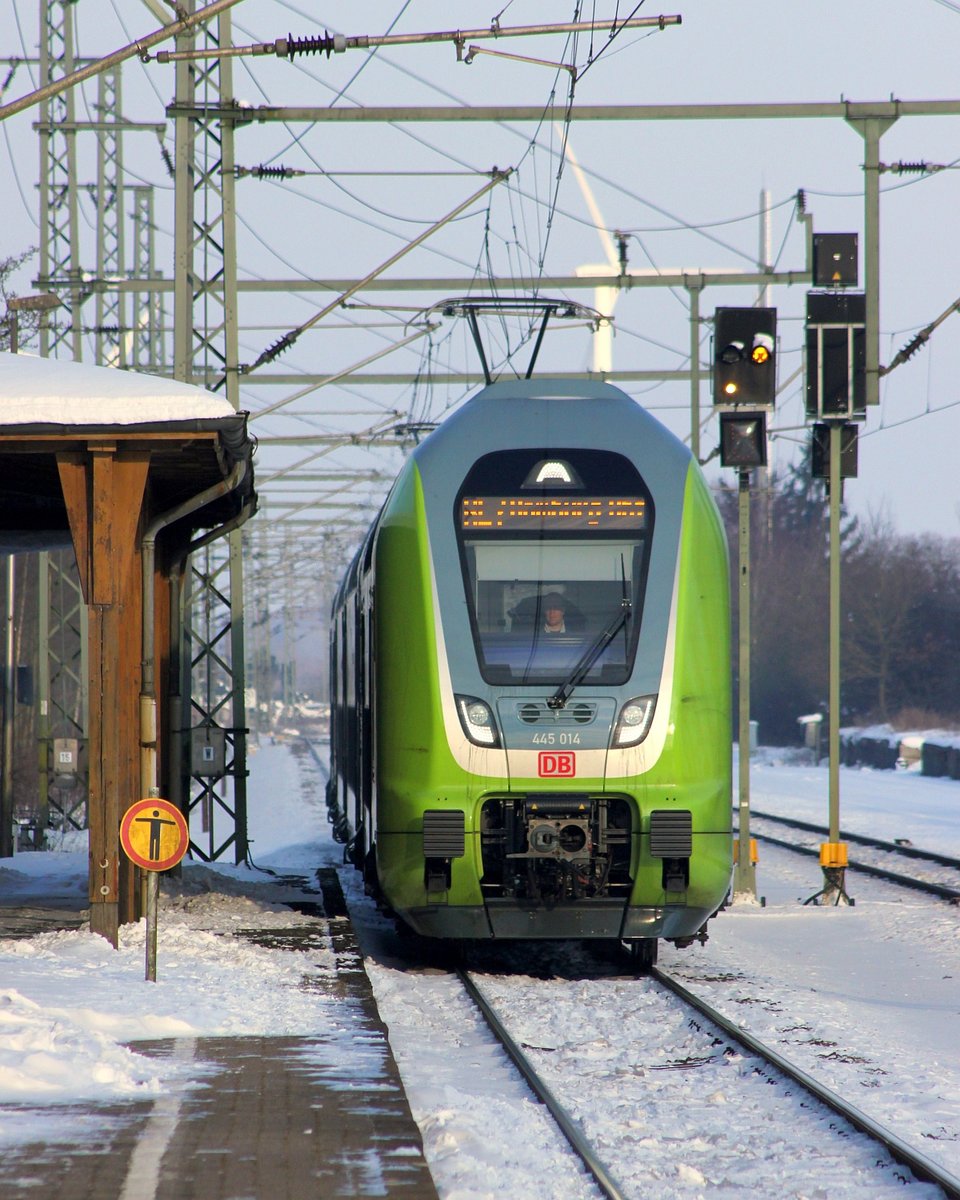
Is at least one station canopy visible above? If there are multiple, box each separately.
[0,353,256,549]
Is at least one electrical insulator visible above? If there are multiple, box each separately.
[276,32,347,60]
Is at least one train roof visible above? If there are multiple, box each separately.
[460,378,646,404]
[412,377,693,475]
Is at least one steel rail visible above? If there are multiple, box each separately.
[752,807,960,870]
[456,968,629,1200]
[301,737,331,782]
[749,825,960,904]
[653,967,960,1199]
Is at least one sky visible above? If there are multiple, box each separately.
[0,737,958,1198]
[2,1,960,545]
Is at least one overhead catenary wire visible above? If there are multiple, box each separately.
[248,325,437,423]
[234,4,774,307]
[325,0,413,108]
[243,7,724,261]
[241,169,512,374]
[879,292,960,378]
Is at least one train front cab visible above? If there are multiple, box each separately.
[372,424,732,948]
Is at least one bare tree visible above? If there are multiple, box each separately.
[0,249,40,352]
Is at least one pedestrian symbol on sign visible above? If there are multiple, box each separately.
[135,809,178,861]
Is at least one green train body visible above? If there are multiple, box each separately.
[329,380,731,952]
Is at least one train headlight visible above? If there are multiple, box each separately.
[455,695,502,748]
[613,695,657,747]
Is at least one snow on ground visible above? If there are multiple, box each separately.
[0,740,958,1198]
[746,745,960,855]
[0,741,341,1126]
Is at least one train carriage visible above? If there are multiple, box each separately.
[328,379,731,961]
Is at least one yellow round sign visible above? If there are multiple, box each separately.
[120,799,189,871]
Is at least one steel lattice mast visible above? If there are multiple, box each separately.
[172,2,248,864]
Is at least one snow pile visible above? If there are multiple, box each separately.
[0,743,338,1109]
[0,351,234,425]
[0,983,172,1102]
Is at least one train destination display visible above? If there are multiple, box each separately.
[460,496,647,530]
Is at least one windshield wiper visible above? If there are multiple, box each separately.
[546,597,632,710]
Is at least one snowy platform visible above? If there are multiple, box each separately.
[0,1032,435,1199]
[0,866,437,1200]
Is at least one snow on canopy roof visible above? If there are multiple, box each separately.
[0,352,235,426]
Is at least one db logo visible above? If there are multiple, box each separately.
[538,751,576,777]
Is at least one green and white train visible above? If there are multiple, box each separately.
[328,380,732,964]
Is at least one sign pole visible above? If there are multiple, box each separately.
[733,469,757,898]
[146,869,159,982]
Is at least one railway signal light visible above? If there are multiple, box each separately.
[719,411,767,469]
[713,307,777,408]
[812,233,858,288]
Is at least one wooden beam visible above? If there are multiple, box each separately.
[58,446,149,946]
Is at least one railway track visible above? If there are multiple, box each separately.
[652,967,960,1199]
[749,808,960,903]
[457,960,960,1200]
[457,966,630,1200]
[314,733,960,1193]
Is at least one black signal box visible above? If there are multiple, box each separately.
[720,411,767,469]
[811,422,858,479]
[813,233,858,288]
[805,292,866,420]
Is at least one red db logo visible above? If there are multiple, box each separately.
[538,752,576,777]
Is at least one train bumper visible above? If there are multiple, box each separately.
[403,900,717,940]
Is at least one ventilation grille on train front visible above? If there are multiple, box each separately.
[423,810,465,858]
[649,810,693,857]
[516,701,597,726]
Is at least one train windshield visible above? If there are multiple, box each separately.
[455,449,653,686]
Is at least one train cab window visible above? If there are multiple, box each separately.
[455,449,653,686]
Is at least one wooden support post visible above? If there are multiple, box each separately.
[58,443,149,946]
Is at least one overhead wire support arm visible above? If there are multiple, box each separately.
[461,45,578,80]
[248,325,437,423]
[879,293,960,378]
[240,169,512,375]
[143,16,681,64]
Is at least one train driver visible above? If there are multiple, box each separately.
[542,592,568,634]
